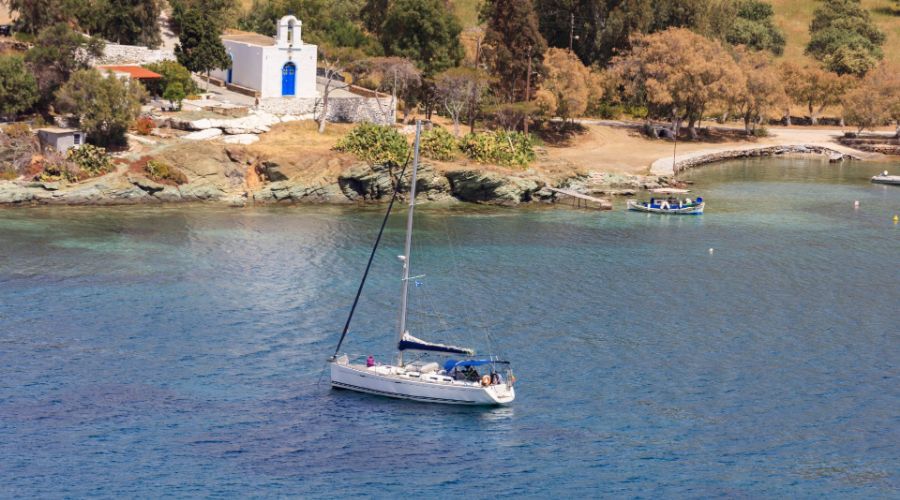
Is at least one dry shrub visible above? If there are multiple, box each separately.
[145,159,188,185]
[134,116,155,135]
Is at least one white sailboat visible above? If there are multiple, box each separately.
[328,121,516,405]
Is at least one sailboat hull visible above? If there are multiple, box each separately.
[330,359,515,405]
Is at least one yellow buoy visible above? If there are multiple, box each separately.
[894,215,899,224]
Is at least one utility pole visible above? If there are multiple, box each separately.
[569,12,575,52]
[524,45,533,135]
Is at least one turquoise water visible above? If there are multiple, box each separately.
[1,158,898,497]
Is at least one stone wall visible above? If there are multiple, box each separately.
[257,95,395,125]
[673,145,860,174]
[97,43,174,65]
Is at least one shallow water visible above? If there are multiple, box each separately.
[1,157,898,497]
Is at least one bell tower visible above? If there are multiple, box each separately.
[276,15,302,47]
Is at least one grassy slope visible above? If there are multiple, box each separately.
[452,0,482,28]
[770,0,900,66]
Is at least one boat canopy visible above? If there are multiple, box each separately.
[443,359,505,372]
[398,333,474,356]
[649,188,690,194]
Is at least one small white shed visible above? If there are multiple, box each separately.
[36,127,87,154]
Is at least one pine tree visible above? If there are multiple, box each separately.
[481,0,547,102]
[175,7,231,92]
[1,0,77,35]
[99,0,163,48]
[806,0,885,76]
[25,23,105,109]
[379,0,463,77]
[0,55,39,119]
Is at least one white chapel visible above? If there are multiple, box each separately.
[211,16,317,99]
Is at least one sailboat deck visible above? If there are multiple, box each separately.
[349,363,489,388]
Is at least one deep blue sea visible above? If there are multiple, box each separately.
[1,158,898,497]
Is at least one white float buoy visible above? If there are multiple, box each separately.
[854,200,860,209]
[709,248,715,255]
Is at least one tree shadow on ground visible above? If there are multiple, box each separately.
[534,121,588,146]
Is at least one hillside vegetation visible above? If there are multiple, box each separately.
[228,0,900,65]
[770,0,900,65]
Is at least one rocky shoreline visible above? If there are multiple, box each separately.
[0,164,666,207]
[10,141,869,209]
[0,156,670,208]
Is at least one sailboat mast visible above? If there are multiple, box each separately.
[397,120,422,364]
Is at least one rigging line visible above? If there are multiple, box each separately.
[408,228,455,341]
[330,154,412,359]
[438,214,498,355]
[407,219,460,345]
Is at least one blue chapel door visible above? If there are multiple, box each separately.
[282,62,296,96]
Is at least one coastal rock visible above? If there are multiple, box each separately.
[445,170,542,206]
[338,164,396,201]
[255,180,345,203]
[571,172,666,195]
[154,186,183,202]
[337,162,453,202]
[128,175,166,194]
[159,143,243,188]
[178,181,224,200]
[0,184,36,204]
[258,160,288,182]
[405,162,452,201]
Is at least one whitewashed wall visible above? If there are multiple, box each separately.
[210,42,317,99]
[260,45,317,98]
[211,41,264,92]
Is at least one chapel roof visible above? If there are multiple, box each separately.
[222,30,276,47]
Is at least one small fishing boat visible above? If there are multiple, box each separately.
[871,171,900,186]
[627,188,704,215]
[328,121,516,406]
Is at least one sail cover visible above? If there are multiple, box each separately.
[398,333,474,356]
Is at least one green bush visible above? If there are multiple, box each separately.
[145,159,188,185]
[142,60,199,97]
[335,123,410,166]
[624,105,649,119]
[752,125,770,137]
[459,130,536,167]
[67,144,113,176]
[39,154,79,183]
[420,127,457,161]
[589,101,623,120]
